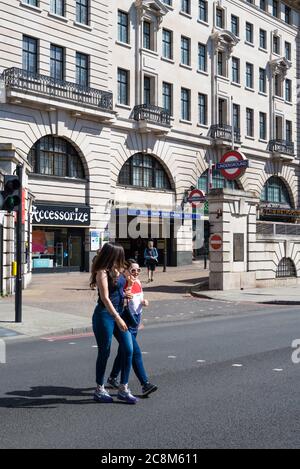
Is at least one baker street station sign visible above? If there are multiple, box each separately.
[32,204,91,226]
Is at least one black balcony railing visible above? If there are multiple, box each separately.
[133,104,171,126]
[1,67,113,111]
[210,124,241,143]
[268,139,294,156]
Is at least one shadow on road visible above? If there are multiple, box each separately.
[1,386,143,408]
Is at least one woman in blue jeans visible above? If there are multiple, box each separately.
[91,243,137,404]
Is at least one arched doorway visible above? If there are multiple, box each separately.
[29,136,88,273]
[116,153,175,265]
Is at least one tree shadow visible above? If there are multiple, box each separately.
[0,386,131,409]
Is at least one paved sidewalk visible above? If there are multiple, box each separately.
[192,285,300,304]
[0,263,208,339]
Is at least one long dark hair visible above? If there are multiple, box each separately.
[90,242,125,289]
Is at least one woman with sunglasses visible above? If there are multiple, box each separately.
[91,244,138,404]
[107,259,158,397]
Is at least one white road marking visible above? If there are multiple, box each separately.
[92,345,98,348]
[142,352,149,355]
[197,360,206,363]
[273,368,283,372]
[168,355,177,359]
[69,342,76,345]
[232,364,243,367]
[155,317,160,319]
[189,312,195,314]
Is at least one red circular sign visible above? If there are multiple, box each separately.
[219,150,248,181]
[210,234,223,251]
[188,189,206,208]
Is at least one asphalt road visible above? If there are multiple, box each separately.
[0,304,300,449]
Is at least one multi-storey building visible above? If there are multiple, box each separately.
[0,0,300,293]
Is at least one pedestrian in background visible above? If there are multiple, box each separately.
[107,259,158,397]
[90,243,138,404]
[144,240,158,283]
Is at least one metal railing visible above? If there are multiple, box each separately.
[268,139,294,156]
[1,67,113,111]
[257,221,300,237]
[133,104,171,125]
[210,124,241,143]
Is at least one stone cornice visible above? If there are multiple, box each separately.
[284,0,300,11]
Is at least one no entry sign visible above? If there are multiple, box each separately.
[210,234,223,251]
[188,189,206,208]
[216,150,248,181]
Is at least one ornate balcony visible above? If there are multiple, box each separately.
[209,124,241,147]
[133,104,171,135]
[268,139,295,162]
[1,67,115,121]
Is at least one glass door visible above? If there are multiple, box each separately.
[69,236,82,268]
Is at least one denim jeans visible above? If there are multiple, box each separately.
[110,331,149,386]
[92,305,133,386]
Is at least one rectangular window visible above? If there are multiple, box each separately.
[24,0,38,5]
[198,43,207,72]
[118,10,129,44]
[181,36,190,66]
[50,0,65,16]
[246,22,253,44]
[285,42,291,61]
[76,0,89,25]
[259,29,267,50]
[273,35,280,54]
[272,0,279,18]
[285,5,292,24]
[259,112,267,140]
[199,0,208,23]
[198,93,207,125]
[260,0,267,11]
[76,52,89,87]
[162,29,173,60]
[275,74,282,97]
[217,51,226,77]
[181,88,190,121]
[231,15,239,37]
[286,120,292,143]
[285,79,292,102]
[233,104,240,132]
[232,57,240,83]
[163,0,172,5]
[162,82,172,115]
[22,35,38,74]
[143,21,151,50]
[246,62,253,89]
[117,68,129,105]
[216,8,224,29]
[50,44,64,80]
[181,0,191,15]
[246,108,254,137]
[144,76,152,106]
[259,68,267,94]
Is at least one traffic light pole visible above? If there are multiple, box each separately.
[15,164,23,323]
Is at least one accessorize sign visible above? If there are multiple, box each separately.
[32,204,91,226]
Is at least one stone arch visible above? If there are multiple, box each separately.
[260,175,295,208]
[117,152,175,191]
[27,134,90,180]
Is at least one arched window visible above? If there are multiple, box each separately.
[276,258,297,278]
[261,176,292,207]
[29,136,85,179]
[198,168,240,193]
[118,153,171,190]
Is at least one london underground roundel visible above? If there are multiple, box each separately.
[216,150,249,181]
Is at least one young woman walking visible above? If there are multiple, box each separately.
[91,243,138,404]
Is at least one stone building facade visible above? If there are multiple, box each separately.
[0,0,300,293]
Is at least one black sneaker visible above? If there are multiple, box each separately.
[107,377,120,389]
[142,382,158,397]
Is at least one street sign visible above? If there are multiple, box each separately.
[188,189,206,208]
[216,150,249,181]
[210,234,223,251]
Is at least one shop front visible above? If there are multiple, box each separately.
[31,203,90,273]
